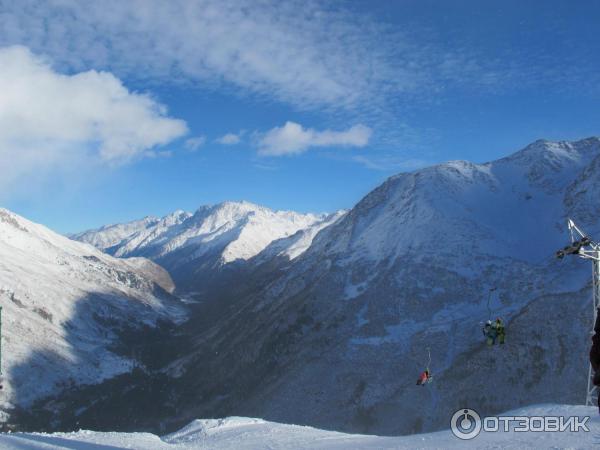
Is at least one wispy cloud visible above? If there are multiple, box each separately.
[257,122,372,156]
[352,155,429,172]
[0,46,187,194]
[184,136,206,151]
[215,133,242,145]
[0,0,509,117]
[1,1,593,160]
[252,162,280,171]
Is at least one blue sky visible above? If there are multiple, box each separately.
[0,0,599,233]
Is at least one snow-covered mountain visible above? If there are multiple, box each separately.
[73,202,333,294]
[9,137,600,437]
[0,404,596,449]
[72,216,159,252]
[164,137,600,436]
[254,210,346,264]
[0,208,185,418]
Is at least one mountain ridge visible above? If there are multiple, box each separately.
[162,136,599,435]
[4,136,600,436]
[73,201,339,294]
[0,207,185,415]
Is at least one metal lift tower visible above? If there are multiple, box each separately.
[556,219,600,406]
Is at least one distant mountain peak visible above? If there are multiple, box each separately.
[72,201,330,292]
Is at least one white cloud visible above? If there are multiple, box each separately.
[216,133,242,145]
[0,46,187,193]
[0,0,453,114]
[352,155,429,172]
[184,136,206,151]
[258,122,372,156]
[0,1,595,154]
[5,0,558,152]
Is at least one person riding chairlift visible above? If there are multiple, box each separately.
[495,317,505,345]
[483,320,496,346]
[416,369,432,386]
[483,318,505,346]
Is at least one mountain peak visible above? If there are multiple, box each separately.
[507,136,600,162]
[72,201,328,291]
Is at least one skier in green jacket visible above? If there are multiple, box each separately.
[495,318,505,345]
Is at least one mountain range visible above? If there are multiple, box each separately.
[1,137,599,436]
[154,137,599,435]
[73,202,341,297]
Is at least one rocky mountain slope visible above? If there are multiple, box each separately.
[0,208,185,420]
[165,137,600,435]
[9,137,600,437]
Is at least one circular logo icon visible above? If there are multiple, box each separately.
[450,408,482,440]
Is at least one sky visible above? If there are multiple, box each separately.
[0,0,599,233]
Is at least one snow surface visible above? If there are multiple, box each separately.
[0,404,596,449]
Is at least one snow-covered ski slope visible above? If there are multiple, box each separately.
[0,404,596,449]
